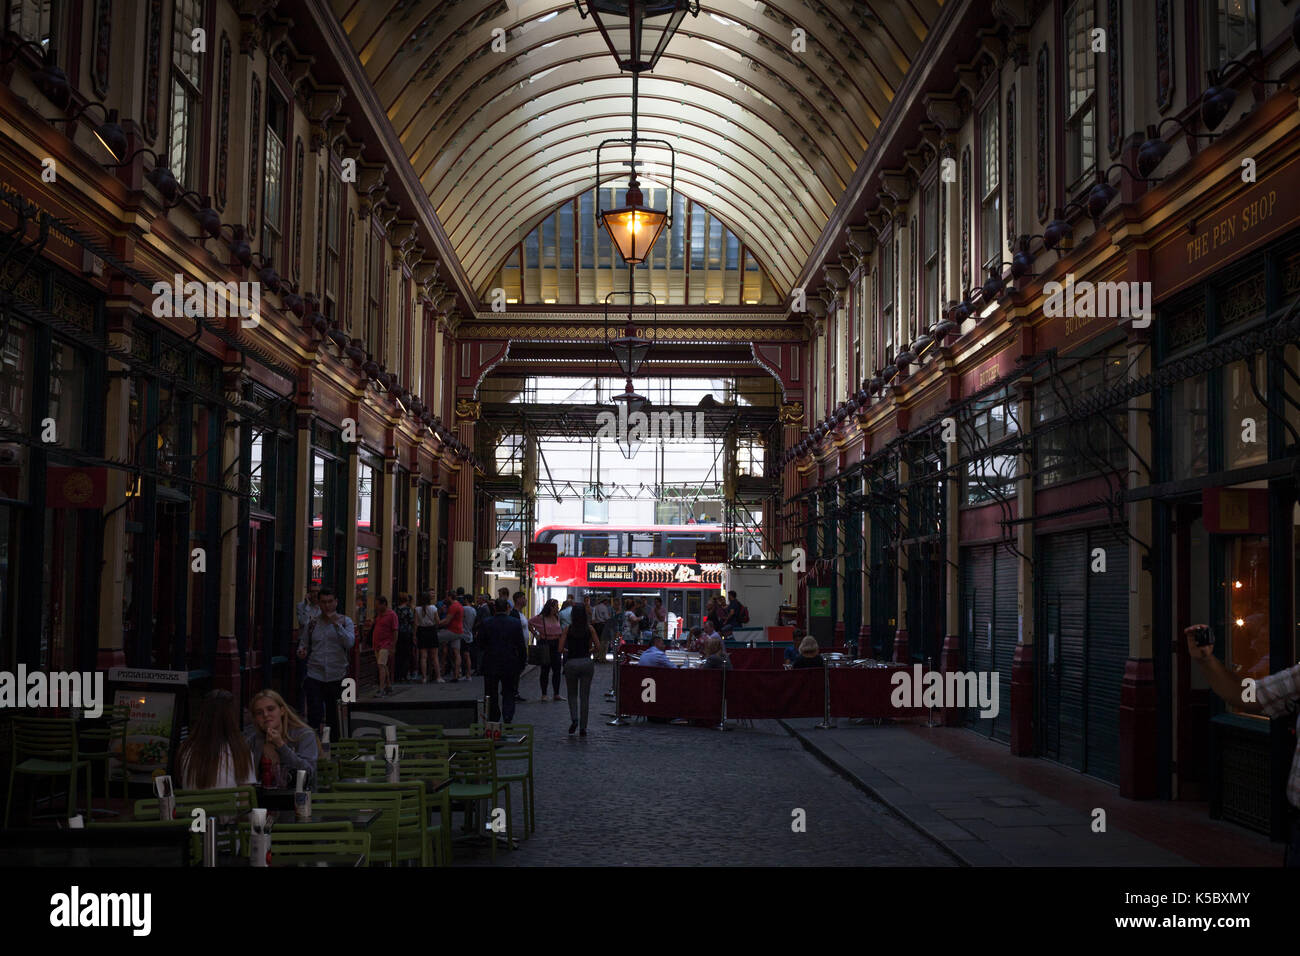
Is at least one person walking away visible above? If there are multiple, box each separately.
[593,597,612,649]
[558,595,575,630]
[370,596,398,696]
[529,599,565,701]
[460,592,478,678]
[560,603,603,735]
[509,591,530,702]
[1186,626,1300,866]
[296,587,356,740]
[414,591,441,683]
[479,599,527,723]
[395,592,416,682]
[435,589,465,682]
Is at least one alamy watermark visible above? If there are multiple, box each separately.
[595,402,706,441]
[1043,273,1151,330]
[151,273,261,328]
[0,667,104,717]
[50,886,151,936]
[890,664,999,719]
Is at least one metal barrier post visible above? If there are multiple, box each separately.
[607,641,628,726]
[716,665,729,732]
[814,665,833,729]
[926,656,935,728]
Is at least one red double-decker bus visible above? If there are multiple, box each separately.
[532,523,726,629]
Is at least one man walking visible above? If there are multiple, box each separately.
[480,598,527,723]
[371,596,398,697]
[510,591,530,702]
[593,597,612,646]
[297,587,355,739]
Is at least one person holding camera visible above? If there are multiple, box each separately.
[1186,625,1300,867]
[297,588,355,740]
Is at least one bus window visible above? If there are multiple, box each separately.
[666,535,696,558]
[628,532,659,557]
[581,533,614,557]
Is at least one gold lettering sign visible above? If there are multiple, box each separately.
[1187,190,1278,267]
[1218,490,1249,531]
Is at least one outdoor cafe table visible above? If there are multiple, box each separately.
[335,776,452,795]
[438,730,527,747]
[264,809,382,830]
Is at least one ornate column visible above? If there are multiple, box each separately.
[893,456,910,663]
[1010,379,1035,755]
[451,398,479,592]
[213,365,244,700]
[940,404,963,724]
[1121,326,1158,798]
[97,293,137,669]
[779,401,804,607]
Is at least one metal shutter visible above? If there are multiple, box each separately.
[1085,528,1128,784]
[961,544,995,735]
[993,546,1018,742]
[1038,532,1087,771]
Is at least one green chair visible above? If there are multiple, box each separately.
[397,757,452,866]
[270,829,371,866]
[396,725,444,738]
[396,740,450,759]
[306,791,400,865]
[447,740,512,861]
[134,785,258,820]
[330,738,380,761]
[471,723,535,837]
[5,717,92,827]
[87,818,203,865]
[78,704,131,815]
[315,757,340,789]
[333,782,426,866]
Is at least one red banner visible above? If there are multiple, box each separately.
[619,664,723,720]
[45,466,107,509]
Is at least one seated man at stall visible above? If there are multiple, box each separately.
[783,628,807,669]
[639,633,676,668]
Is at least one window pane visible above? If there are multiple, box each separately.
[1223,355,1268,468]
[172,0,203,85]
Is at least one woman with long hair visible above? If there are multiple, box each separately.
[559,603,603,736]
[414,590,442,683]
[175,690,255,790]
[245,689,320,789]
[528,598,565,702]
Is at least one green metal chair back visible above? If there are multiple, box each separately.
[134,785,258,820]
[330,738,381,760]
[78,704,132,803]
[448,739,498,788]
[315,757,340,789]
[270,829,371,866]
[307,791,400,863]
[6,716,91,827]
[396,740,450,759]
[332,782,426,865]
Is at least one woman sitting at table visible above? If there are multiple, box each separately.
[701,637,732,670]
[175,689,255,790]
[245,689,320,789]
[791,635,825,669]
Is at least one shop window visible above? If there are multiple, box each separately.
[0,317,33,502]
[922,181,939,330]
[47,340,87,450]
[7,0,59,49]
[978,100,1001,269]
[168,0,204,190]
[324,167,341,322]
[262,84,287,264]
[1204,0,1256,73]
[1223,354,1268,469]
[1224,535,1270,702]
[1064,1,1097,191]
[736,437,765,478]
[1034,347,1128,487]
[962,388,1019,506]
[1171,373,1211,479]
[496,433,524,476]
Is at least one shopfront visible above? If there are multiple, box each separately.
[1150,226,1300,838]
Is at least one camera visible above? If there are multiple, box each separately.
[1188,624,1215,648]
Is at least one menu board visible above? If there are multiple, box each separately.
[109,689,178,785]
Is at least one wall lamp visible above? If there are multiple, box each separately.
[2,33,69,107]
[1201,61,1288,132]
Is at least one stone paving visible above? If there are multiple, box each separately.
[435,666,955,867]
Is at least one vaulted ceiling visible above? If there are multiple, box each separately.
[330,0,943,298]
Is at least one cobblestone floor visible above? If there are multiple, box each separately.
[456,671,955,867]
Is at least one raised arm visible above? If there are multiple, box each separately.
[1185,629,1264,715]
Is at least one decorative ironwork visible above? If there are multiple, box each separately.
[1219,272,1266,327]
[1107,0,1122,156]
[142,0,163,141]
[1283,250,1300,296]
[216,33,231,210]
[778,401,804,424]
[1166,299,1206,353]
[1036,44,1049,223]
[454,323,797,342]
[455,399,482,421]
[292,137,304,281]
[961,146,971,290]
[1006,84,1016,240]
[247,74,261,236]
[1156,0,1174,112]
[91,0,112,98]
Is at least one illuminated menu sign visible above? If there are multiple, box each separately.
[586,562,725,585]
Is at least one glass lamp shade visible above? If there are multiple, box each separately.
[599,187,668,264]
[586,0,695,73]
[609,326,652,375]
[616,432,643,459]
[612,378,648,416]
[94,110,127,163]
